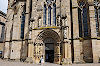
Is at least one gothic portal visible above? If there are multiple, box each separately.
[34,29,61,63]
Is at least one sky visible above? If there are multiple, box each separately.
[0,0,8,13]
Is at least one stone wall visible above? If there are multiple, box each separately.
[0,11,6,58]
[4,0,100,64]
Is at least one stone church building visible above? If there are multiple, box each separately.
[3,0,100,64]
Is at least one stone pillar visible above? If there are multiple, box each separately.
[72,8,79,39]
[72,0,85,63]
[89,6,98,63]
[61,40,72,64]
[4,42,10,59]
[54,42,61,64]
[25,42,34,63]
[24,0,31,38]
[66,0,71,40]
[10,2,25,60]
[28,43,34,58]
[74,40,84,63]
[61,0,72,64]
[72,2,83,63]
[62,0,72,64]
[10,41,22,59]
[4,5,14,59]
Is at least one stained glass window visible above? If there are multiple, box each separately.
[43,4,47,26]
[82,7,89,37]
[48,6,51,26]
[1,25,5,39]
[21,13,25,39]
[53,3,56,26]
[78,8,83,37]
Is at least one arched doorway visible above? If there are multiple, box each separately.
[44,37,54,63]
[34,29,61,64]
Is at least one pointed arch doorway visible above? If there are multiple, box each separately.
[34,29,61,64]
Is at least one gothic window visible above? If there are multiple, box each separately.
[48,6,51,26]
[0,25,2,38]
[1,25,5,40]
[78,2,89,38]
[0,22,5,42]
[21,12,25,39]
[82,7,89,37]
[53,3,56,26]
[78,8,83,37]
[43,4,47,26]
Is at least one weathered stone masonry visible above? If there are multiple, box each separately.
[3,0,100,65]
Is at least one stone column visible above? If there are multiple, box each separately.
[61,40,72,64]
[89,6,98,63]
[28,43,34,58]
[61,0,72,64]
[4,5,14,59]
[24,0,34,62]
[72,7,83,63]
[24,0,31,38]
[10,2,25,60]
[72,0,84,63]
[54,42,61,64]
[74,40,85,63]
[72,7,82,63]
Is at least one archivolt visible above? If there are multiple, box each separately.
[35,29,61,42]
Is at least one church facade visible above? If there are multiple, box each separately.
[3,0,100,64]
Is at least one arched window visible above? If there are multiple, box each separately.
[43,4,47,26]
[83,7,89,37]
[53,3,56,26]
[48,5,51,26]
[0,24,5,42]
[78,2,89,38]
[78,8,82,37]
[21,12,25,39]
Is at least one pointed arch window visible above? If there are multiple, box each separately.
[53,3,56,26]
[82,6,89,37]
[78,8,83,37]
[1,25,5,40]
[48,5,51,26]
[43,4,47,26]
[21,12,25,39]
[78,2,89,38]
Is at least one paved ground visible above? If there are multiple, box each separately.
[0,59,100,66]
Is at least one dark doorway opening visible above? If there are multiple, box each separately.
[45,43,54,63]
